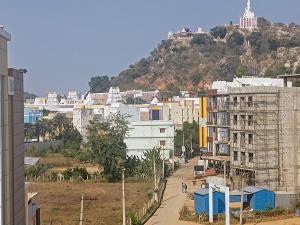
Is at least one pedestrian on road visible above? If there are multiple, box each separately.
[185,183,188,193]
[181,182,184,193]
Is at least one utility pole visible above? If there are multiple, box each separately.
[79,195,84,225]
[172,125,175,170]
[190,134,193,158]
[240,173,244,225]
[162,146,165,179]
[153,149,158,201]
[122,169,126,225]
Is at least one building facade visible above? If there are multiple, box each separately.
[0,26,26,225]
[24,110,43,124]
[125,121,175,159]
[73,106,94,142]
[206,77,293,185]
[229,86,300,192]
[163,98,200,129]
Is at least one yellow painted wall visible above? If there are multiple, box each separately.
[199,96,208,148]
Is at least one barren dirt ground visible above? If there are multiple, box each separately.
[29,181,152,225]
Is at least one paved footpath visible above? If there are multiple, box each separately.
[146,158,199,225]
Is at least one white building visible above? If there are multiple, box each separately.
[212,77,292,94]
[47,91,59,105]
[240,0,258,30]
[73,106,94,142]
[168,26,206,40]
[125,121,175,159]
[60,91,80,105]
[107,87,122,105]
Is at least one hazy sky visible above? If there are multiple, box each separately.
[1,0,300,96]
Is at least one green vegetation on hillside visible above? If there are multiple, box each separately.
[101,18,300,92]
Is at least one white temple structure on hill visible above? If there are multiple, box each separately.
[240,0,258,30]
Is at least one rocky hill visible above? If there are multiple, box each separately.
[110,18,300,92]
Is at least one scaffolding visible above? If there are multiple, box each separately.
[228,92,280,190]
[207,86,300,192]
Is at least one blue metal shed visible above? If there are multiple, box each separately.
[243,186,275,211]
[194,189,225,215]
[230,190,248,203]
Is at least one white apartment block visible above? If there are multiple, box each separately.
[125,121,175,159]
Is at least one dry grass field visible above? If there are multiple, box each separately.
[29,181,153,225]
[39,153,100,174]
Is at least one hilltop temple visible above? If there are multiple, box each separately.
[167,27,205,40]
[240,0,258,30]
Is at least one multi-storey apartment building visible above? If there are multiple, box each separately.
[229,86,300,192]
[1,26,26,225]
[163,98,200,129]
[206,77,295,190]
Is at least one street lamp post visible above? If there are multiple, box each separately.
[122,168,126,225]
[153,150,158,202]
[162,146,166,179]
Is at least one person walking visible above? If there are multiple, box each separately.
[184,183,188,193]
[181,182,184,193]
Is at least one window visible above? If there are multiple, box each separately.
[248,96,253,107]
[160,140,166,146]
[233,133,238,144]
[240,97,245,102]
[249,153,254,163]
[248,134,253,145]
[160,128,166,133]
[241,115,245,126]
[234,151,238,161]
[233,97,238,107]
[241,133,246,146]
[234,115,238,125]
[241,152,246,164]
[248,115,253,126]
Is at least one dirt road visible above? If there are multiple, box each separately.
[145,158,199,225]
[145,157,300,225]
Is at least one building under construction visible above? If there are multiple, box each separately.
[206,77,300,193]
[228,86,300,192]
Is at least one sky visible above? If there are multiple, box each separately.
[1,0,300,96]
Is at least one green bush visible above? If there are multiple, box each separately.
[25,164,47,177]
[252,207,285,217]
[128,214,142,225]
[62,167,89,180]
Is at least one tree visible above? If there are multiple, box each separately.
[24,123,39,141]
[124,97,147,105]
[52,114,72,139]
[62,127,82,150]
[236,64,249,78]
[227,31,244,47]
[257,17,272,27]
[174,121,199,157]
[87,113,129,182]
[210,26,228,39]
[37,118,54,141]
[89,76,111,93]
[139,147,162,178]
[192,33,214,45]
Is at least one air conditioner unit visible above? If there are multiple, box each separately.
[8,77,14,96]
